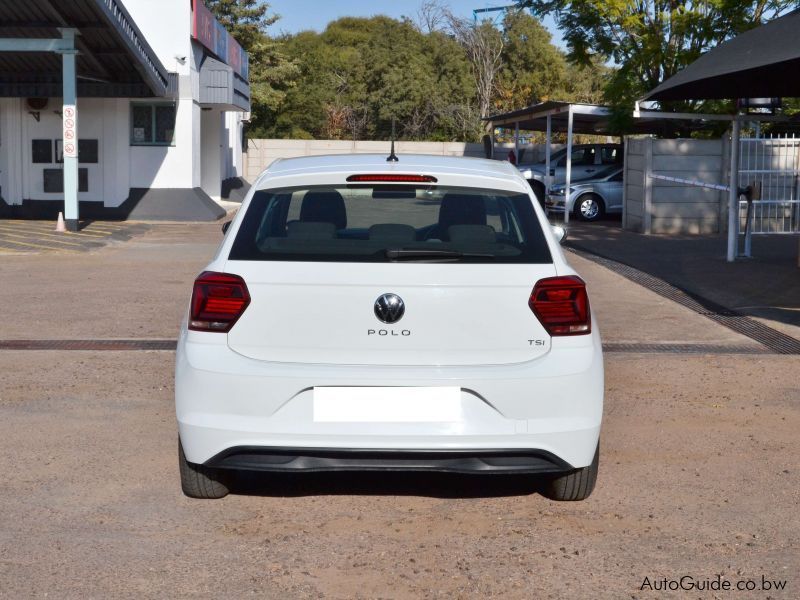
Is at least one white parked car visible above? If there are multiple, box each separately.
[175,154,604,501]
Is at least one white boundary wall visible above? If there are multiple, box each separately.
[624,137,730,234]
[243,139,560,182]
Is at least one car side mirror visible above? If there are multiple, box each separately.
[221,221,231,234]
[551,225,567,244]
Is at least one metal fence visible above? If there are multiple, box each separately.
[738,136,800,235]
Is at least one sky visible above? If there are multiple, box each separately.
[267,0,565,47]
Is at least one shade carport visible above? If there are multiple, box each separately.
[641,9,800,262]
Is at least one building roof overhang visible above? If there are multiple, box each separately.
[0,0,172,98]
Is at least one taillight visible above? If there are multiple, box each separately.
[529,276,591,336]
[189,271,250,333]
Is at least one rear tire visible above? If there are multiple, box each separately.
[575,194,605,222]
[179,440,230,499]
[540,444,599,501]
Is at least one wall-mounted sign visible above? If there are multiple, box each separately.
[192,0,249,80]
[62,105,77,159]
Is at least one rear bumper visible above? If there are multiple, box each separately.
[205,446,573,474]
[176,331,604,470]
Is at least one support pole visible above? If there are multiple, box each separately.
[514,121,520,163]
[564,107,573,225]
[545,114,552,195]
[59,29,79,232]
[727,119,741,262]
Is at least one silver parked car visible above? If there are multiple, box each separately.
[545,166,623,222]
[518,143,624,203]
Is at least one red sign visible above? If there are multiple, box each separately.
[62,105,77,158]
[192,0,249,79]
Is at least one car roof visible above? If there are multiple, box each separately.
[265,153,521,179]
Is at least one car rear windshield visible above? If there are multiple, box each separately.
[228,184,552,263]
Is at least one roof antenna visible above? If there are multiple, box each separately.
[387,117,399,162]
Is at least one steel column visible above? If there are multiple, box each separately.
[727,120,741,262]
[564,107,573,225]
[59,29,79,232]
[545,114,552,194]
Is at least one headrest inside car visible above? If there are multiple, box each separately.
[438,194,487,229]
[300,190,347,230]
[447,224,497,245]
[368,224,416,243]
[287,221,337,239]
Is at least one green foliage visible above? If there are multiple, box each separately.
[204,0,299,136]
[205,3,608,140]
[274,16,479,140]
[496,11,568,111]
[521,0,800,132]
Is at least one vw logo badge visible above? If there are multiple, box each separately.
[374,293,405,324]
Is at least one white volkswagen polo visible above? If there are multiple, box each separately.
[175,153,603,500]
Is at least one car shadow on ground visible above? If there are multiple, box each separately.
[229,470,544,499]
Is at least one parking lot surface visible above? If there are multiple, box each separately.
[1,223,798,598]
[0,220,149,254]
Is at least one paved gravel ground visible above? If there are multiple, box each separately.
[0,223,798,598]
[0,352,796,599]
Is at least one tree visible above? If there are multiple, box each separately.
[415,0,447,34]
[205,0,299,136]
[520,1,800,127]
[445,13,505,125]
[274,16,478,141]
[495,11,569,111]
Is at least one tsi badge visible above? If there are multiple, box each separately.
[370,293,411,337]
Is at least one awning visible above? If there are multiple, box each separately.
[0,0,171,98]
[643,10,800,101]
[198,56,250,112]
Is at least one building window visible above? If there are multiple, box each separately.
[54,139,99,164]
[131,103,176,146]
[32,139,52,163]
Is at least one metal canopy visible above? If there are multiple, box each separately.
[489,102,612,134]
[643,9,800,101]
[487,100,722,135]
[0,0,170,98]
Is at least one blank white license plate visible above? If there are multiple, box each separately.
[313,386,461,423]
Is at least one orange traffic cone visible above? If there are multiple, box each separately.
[55,212,66,233]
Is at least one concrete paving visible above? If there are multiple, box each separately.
[0,220,149,254]
[565,219,800,340]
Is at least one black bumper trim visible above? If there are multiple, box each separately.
[204,446,574,475]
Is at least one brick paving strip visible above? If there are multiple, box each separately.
[0,339,777,354]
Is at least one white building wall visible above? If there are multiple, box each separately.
[200,109,222,199]
[224,111,243,179]
[123,0,192,79]
[1,97,135,206]
[102,98,131,207]
[126,0,199,191]
[1,0,247,216]
[0,98,24,204]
